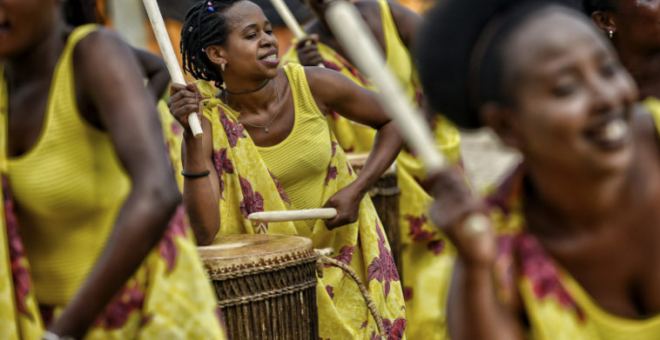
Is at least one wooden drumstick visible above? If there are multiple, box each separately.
[248,208,338,223]
[269,0,325,67]
[325,2,488,235]
[142,0,203,138]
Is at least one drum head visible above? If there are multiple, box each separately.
[199,234,314,272]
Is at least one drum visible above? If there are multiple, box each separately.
[347,153,402,282]
[199,234,319,340]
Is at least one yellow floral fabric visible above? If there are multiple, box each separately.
[282,33,462,340]
[484,99,660,340]
[0,24,225,340]
[197,63,407,339]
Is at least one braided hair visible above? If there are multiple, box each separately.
[582,0,617,14]
[181,0,243,86]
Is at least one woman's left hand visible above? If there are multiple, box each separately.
[322,184,365,230]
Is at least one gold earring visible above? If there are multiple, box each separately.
[609,30,613,39]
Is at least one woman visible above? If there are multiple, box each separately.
[0,0,224,339]
[279,1,462,337]
[169,0,406,338]
[417,0,660,339]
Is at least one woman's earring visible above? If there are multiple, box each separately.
[609,30,613,39]
[221,63,226,72]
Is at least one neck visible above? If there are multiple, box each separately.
[523,160,633,236]
[222,76,276,112]
[615,40,660,99]
[5,22,67,89]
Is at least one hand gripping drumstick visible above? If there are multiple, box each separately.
[142,0,203,138]
[248,208,337,223]
[325,1,489,235]
[269,0,325,67]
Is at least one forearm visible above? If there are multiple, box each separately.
[182,133,220,245]
[48,183,180,338]
[448,259,524,340]
[352,121,402,194]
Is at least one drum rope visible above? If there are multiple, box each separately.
[207,252,318,280]
[216,277,318,308]
[314,249,387,340]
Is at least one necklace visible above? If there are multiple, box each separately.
[229,80,281,134]
[224,79,270,95]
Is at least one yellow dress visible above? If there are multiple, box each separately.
[281,1,462,338]
[0,25,225,340]
[482,98,660,340]
[199,63,407,339]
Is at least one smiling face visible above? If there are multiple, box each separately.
[490,8,638,177]
[209,1,280,82]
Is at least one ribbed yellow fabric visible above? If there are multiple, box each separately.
[4,25,131,305]
[379,0,416,101]
[562,272,660,340]
[256,64,332,225]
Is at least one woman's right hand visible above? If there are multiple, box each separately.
[168,83,202,135]
[296,34,324,67]
[427,167,497,267]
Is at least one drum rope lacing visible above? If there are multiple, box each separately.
[210,248,387,340]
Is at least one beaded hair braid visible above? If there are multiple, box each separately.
[181,0,243,86]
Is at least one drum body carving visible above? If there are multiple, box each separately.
[199,234,318,340]
[347,153,402,282]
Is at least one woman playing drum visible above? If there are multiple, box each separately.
[0,0,225,339]
[419,0,660,338]
[169,1,407,338]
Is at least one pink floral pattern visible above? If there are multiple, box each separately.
[213,148,235,200]
[219,108,246,148]
[370,317,407,340]
[347,162,353,176]
[488,164,585,321]
[94,281,146,330]
[324,245,355,268]
[406,215,435,242]
[238,176,267,233]
[367,221,400,298]
[158,206,188,272]
[427,240,445,255]
[403,287,413,302]
[325,164,338,186]
[269,170,291,204]
[326,285,334,299]
[3,176,32,317]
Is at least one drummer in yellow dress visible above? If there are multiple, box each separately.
[169,0,407,338]
[280,0,462,338]
[0,2,225,339]
[419,0,660,339]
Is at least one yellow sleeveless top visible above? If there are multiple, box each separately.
[379,0,417,102]
[2,25,131,305]
[223,64,332,226]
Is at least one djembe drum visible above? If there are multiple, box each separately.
[200,234,388,340]
[347,153,402,280]
[199,234,319,339]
